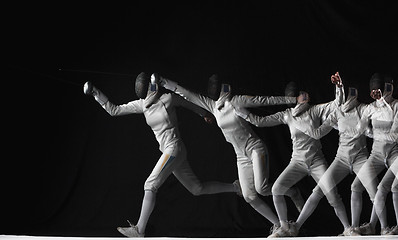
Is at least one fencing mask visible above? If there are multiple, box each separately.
[208,74,222,100]
[135,72,150,99]
[341,87,359,113]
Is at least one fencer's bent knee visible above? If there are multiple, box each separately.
[243,193,258,203]
[351,181,365,193]
[325,192,343,208]
[272,183,287,196]
[144,182,158,193]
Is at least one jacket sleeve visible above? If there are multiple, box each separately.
[294,112,336,139]
[232,95,296,107]
[245,110,287,127]
[102,99,144,116]
[311,85,344,121]
[172,94,210,117]
[173,85,215,113]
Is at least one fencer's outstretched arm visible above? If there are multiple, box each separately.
[84,81,144,116]
[232,95,296,107]
[160,77,215,113]
[172,94,211,118]
[102,101,144,116]
[244,111,287,127]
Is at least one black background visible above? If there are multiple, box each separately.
[3,0,398,237]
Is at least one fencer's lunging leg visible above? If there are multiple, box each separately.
[173,159,239,195]
[136,190,156,235]
[296,191,323,229]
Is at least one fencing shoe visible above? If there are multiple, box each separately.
[358,222,375,235]
[386,226,397,235]
[117,220,144,238]
[342,226,361,236]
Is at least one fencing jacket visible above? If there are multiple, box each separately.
[101,93,208,152]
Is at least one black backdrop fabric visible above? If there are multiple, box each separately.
[3,1,398,237]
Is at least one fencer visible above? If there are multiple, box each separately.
[236,73,348,237]
[159,74,304,235]
[353,75,398,235]
[83,72,242,237]
[291,75,379,236]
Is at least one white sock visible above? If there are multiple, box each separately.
[296,192,323,229]
[273,195,288,225]
[374,190,388,229]
[351,191,362,227]
[250,197,279,225]
[393,192,398,224]
[333,199,350,229]
[369,203,379,228]
[136,190,156,234]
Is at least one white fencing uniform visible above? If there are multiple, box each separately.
[88,80,246,237]
[296,103,370,196]
[245,86,343,200]
[171,84,297,203]
[294,98,378,231]
[101,92,232,194]
[355,99,398,201]
[363,100,398,232]
[243,86,350,236]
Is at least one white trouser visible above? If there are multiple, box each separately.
[317,149,368,196]
[357,142,398,201]
[377,157,398,193]
[272,151,327,195]
[236,141,270,203]
[144,143,208,195]
[272,151,342,207]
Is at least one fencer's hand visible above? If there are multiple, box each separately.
[331,72,343,88]
[370,89,382,100]
[151,73,159,85]
[297,91,309,103]
[83,81,96,96]
[83,81,108,105]
[158,75,178,91]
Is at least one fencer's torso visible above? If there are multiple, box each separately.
[102,93,203,152]
[284,107,325,162]
[213,98,263,154]
[364,99,398,161]
[142,94,181,151]
[334,104,369,160]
